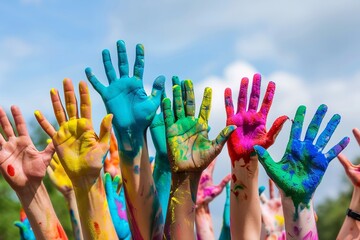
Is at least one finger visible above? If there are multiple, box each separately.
[99,114,113,146]
[290,105,306,140]
[265,115,288,147]
[212,125,237,156]
[254,145,280,182]
[104,172,113,196]
[316,114,341,151]
[134,44,144,79]
[172,75,181,86]
[337,153,352,171]
[181,80,186,101]
[13,221,26,231]
[63,78,78,120]
[325,136,350,162]
[237,77,249,113]
[304,104,327,142]
[353,128,360,146]
[159,90,167,113]
[10,106,28,137]
[34,110,56,137]
[163,98,174,129]
[259,81,275,118]
[42,142,55,167]
[113,175,121,192]
[224,88,234,119]
[102,49,117,84]
[150,75,166,108]
[198,87,212,123]
[173,85,185,120]
[269,179,275,199]
[47,166,55,178]
[117,40,129,77]
[79,81,92,120]
[0,107,15,138]
[248,73,261,111]
[184,80,195,117]
[85,67,106,95]
[50,88,67,125]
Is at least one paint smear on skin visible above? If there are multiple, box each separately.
[134,165,140,174]
[56,223,68,239]
[115,200,127,220]
[7,165,15,177]
[93,222,101,237]
[303,231,318,240]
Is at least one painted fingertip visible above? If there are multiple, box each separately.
[102,49,111,56]
[46,138,52,144]
[34,110,42,119]
[85,67,93,76]
[253,145,265,156]
[136,44,144,54]
[117,39,125,47]
[50,88,57,95]
[258,186,266,195]
[253,73,262,80]
[153,75,165,90]
[224,88,232,97]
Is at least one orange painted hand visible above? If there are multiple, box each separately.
[104,132,121,178]
[0,106,54,192]
[47,152,73,197]
[338,128,360,187]
[35,79,113,186]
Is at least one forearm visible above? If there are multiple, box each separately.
[219,195,230,240]
[73,177,117,240]
[337,187,360,240]
[230,156,261,239]
[64,191,83,240]
[119,136,163,239]
[17,182,68,240]
[281,195,317,239]
[195,204,215,240]
[164,172,200,240]
[153,154,172,222]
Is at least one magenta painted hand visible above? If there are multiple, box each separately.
[260,180,285,240]
[224,73,288,164]
[0,106,54,191]
[196,158,231,205]
[338,128,360,187]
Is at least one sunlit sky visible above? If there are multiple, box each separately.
[1,1,360,236]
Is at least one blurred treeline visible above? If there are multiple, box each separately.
[0,116,357,239]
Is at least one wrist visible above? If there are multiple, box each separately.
[350,187,360,213]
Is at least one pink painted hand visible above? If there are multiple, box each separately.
[0,106,54,191]
[104,132,121,178]
[47,152,73,197]
[197,159,231,205]
[35,79,113,186]
[224,73,288,164]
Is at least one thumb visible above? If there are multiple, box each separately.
[150,75,166,107]
[42,141,55,167]
[338,153,352,171]
[254,145,279,181]
[99,114,113,146]
[265,115,288,147]
[212,125,237,156]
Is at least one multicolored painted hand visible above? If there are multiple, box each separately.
[219,183,231,240]
[0,106,54,191]
[224,73,287,164]
[197,159,231,205]
[85,40,165,154]
[259,180,285,240]
[164,81,236,172]
[14,209,35,240]
[47,152,73,196]
[104,132,121,178]
[338,128,360,187]
[104,173,131,240]
[254,104,350,211]
[35,79,113,186]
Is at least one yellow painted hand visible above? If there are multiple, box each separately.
[36,79,113,186]
[47,152,73,196]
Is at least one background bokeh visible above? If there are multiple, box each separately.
[0,1,359,239]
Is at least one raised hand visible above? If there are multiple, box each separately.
[85,40,165,153]
[47,152,73,196]
[255,104,349,208]
[224,73,287,164]
[164,81,236,172]
[104,132,121,178]
[36,78,116,239]
[104,173,131,240]
[0,106,54,191]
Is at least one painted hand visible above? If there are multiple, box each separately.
[224,73,287,164]
[163,80,236,172]
[104,173,131,240]
[14,209,35,240]
[254,104,350,209]
[85,40,165,153]
[196,158,231,205]
[47,152,73,196]
[0,106,54,191]
[338,128,360,187]
[104,132,121,178]
[35,79,112,186]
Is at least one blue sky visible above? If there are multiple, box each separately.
[1,0,360,236]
